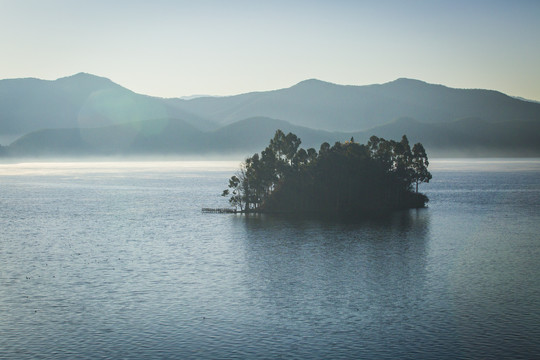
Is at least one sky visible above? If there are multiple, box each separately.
[1,0,539,100]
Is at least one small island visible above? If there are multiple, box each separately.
[222,130,432,216]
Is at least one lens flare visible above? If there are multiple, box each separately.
[77,88,169,151]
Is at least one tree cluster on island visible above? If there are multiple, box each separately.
[222,130,432,216]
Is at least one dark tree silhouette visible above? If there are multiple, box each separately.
[411,143,432,193]
[223,130,432,216]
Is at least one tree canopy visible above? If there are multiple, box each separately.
[223,130,432,216]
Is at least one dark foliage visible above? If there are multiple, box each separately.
[223,130,431,215]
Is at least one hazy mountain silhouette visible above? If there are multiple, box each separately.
[173,78,540,131]
[1,73,539,157]
[6,116,539,158]
[8,118,205,156]
[207,117,348,152]
[0,73,215,142]
[350,117,540,157]
[7,117,339,157]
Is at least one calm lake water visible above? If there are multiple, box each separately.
[1,159,539,359]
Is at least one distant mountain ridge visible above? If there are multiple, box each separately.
[1,73,539,157]
[6,116,539,158]
[0,72,216,141]
[170,77,540,131]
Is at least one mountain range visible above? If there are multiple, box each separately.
[1,72,539,158]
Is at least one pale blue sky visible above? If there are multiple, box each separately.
[1,0,539,100]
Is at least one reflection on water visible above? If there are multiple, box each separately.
[1,161,539,359]
[0,160,239,176]
[430,157,540,172]
[229,210,441,358]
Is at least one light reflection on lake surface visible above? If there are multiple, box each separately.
[429,157,540,172]
[0,160,240,176]
[0,159,539,359]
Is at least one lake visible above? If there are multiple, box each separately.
[1,159,539,359]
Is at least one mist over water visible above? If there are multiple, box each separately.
[429,158,540,172]
[1,159,539,359]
